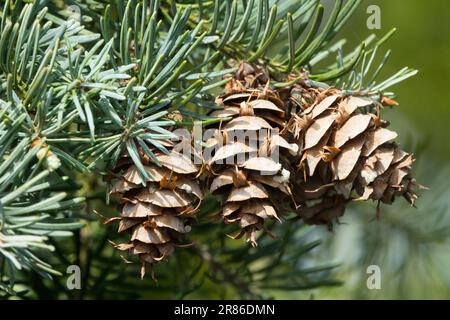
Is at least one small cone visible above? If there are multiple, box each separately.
[205,62,297,246]
[107,134,202,278]
[284,83,422,228]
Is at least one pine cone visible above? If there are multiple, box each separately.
[285,85,422,228]
[204,63,298,246]
[107,138,202,279]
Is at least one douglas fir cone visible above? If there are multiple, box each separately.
[283,82,424,228]
[204,63,298,246]
[107,135,202,278]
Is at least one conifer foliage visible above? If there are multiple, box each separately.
[0,0,423,298]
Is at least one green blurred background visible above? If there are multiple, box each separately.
[295,0,450,299]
